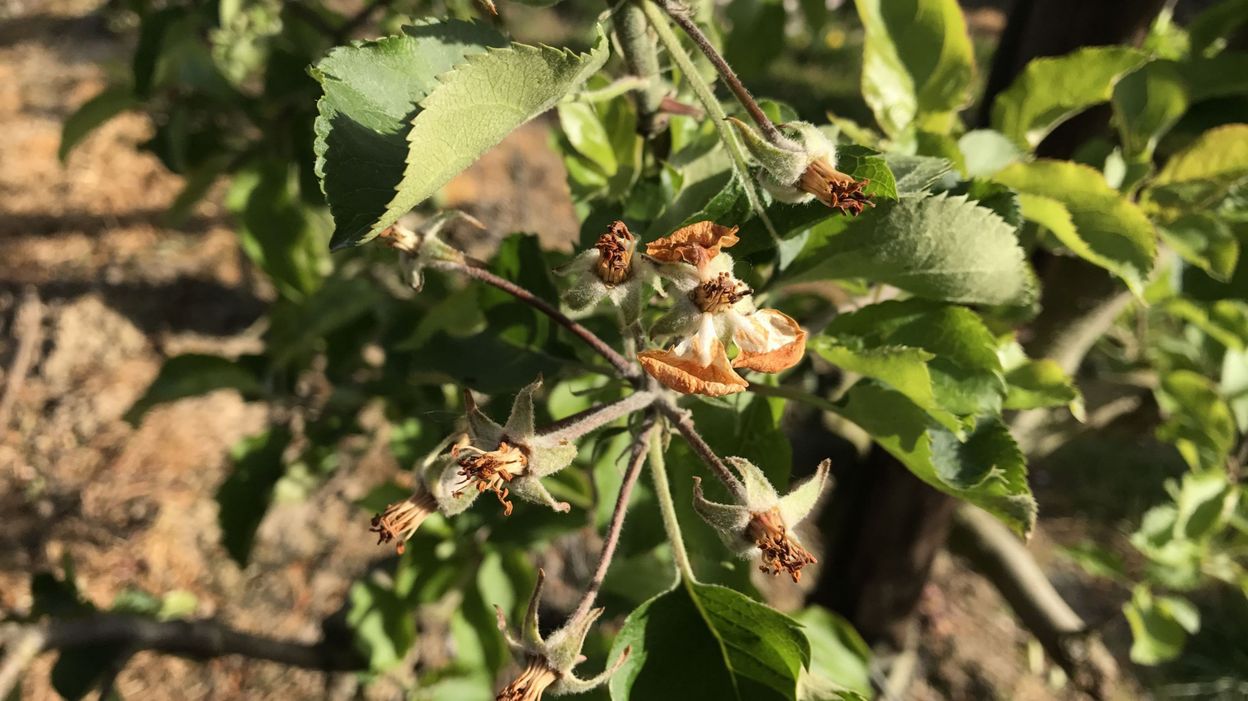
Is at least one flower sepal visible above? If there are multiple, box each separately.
[433,379,576,517]
[495,570,631,700]
[692,457,832,582]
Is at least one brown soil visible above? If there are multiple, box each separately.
[1,2,1129,700]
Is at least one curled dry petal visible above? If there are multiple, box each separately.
[645,221,740,269]
[593,220,636,285]
[732,309,807,373]
[497,656,560,701]
[639,339,748,397]
[369,488,438,554]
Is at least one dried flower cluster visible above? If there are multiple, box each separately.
[368,215,833,700]
[637,221,807,396]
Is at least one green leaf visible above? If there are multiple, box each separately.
[991,46,1148,149]
[833,381,1036,536]
[558,100,618,177]
[784,193,1035,307]
[226,160,329,299]
[216,427,292,565]
[370,29,609,247]
[1164,298,1248,350]
[837,145,898,200]
[312,20,507,249]
[1159,212,1239,281]
[1144,123,1248,218]
[347,577,419,671]
[957,129,1023,178]
[1173,471,1234,541]
[125,354,263,425]
[1189,0,1248,56]
[827,299,1005,417]
[1156,369,1238,471]
[1112,54,1248,159]
[813,339,953,430]
[59,86,138,163]
[793,607,871,699]
[609,581,811,701]
[1124,586,1200,665]
[1003,358,1081,413]
[885,154,954,195]
[854,0,975,138]
[995,160,1156,295]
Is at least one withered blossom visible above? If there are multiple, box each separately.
[432,379,577,516]
[728,118,873,216]
[378,211,473,291]
[495,570,630,700]
[692,457,831,583]
[638,222,806,396]
[369,488,438,555]
[557,220,660,323]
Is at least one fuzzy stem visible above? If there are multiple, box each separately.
[569,414,658,621]
[648,420,697,582]
[657,400,747,502]
[538,391,657,444]
[614,2,667,135]
[640,0,777,237]
[657,0,789,147]
[430,260,639,380]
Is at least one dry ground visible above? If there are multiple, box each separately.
[0,2,1126,699]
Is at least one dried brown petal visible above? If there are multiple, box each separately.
[645,221,740,269]
[593,221,635,285]
[732,309,807,373]
[746,508,816,583]
[638,340,748,397]
[799,157,874,216]
[497,656,559,701]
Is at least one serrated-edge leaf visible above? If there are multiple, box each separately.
[854,0,975,138]
[996,160,1156,295]
[370,29,609,244]
[784,192,1036,307]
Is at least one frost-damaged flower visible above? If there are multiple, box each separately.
[369,485,438,555]
[378,210,474,291]
[638,222,807,396]
[368,435,460,553]
[692,457,832,583]
[556,220,659,323]
[432,378,577,516]
[729,118,874,216]
[496,570,630,700]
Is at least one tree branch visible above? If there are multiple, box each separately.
[0,616,365,699]
[569,413,658,621]
[948,507,1119,700]
[430,260,640,380]
[657,400,746,501]
[538,391,656,444]
[657,0,789,147]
